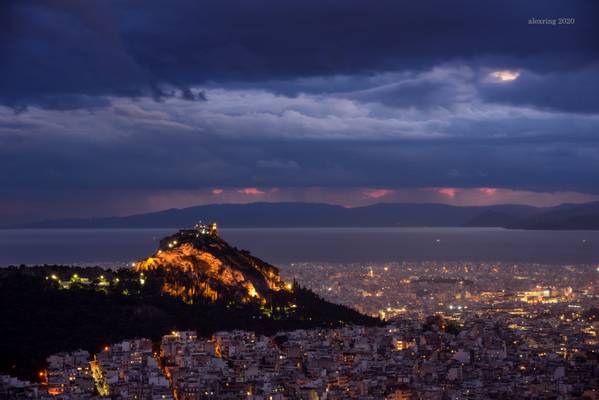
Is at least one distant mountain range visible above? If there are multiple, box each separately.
[6,201,599,230]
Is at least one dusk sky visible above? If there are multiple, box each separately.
[1,0,599,224]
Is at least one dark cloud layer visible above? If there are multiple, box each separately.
[1,0,597,109]
[2,129,598,193]
[1,0,599,224]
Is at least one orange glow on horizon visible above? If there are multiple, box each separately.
[436,187,459,198]
[364,189,394,199]
[478,187,497,196]
[238,187,265,195]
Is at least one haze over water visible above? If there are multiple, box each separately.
[0,227,598,266]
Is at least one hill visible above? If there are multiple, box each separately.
[133,224,286,302]
[0,227,379,380]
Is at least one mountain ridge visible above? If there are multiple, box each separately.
[5,201,599,230]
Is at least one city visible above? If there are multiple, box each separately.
[2,261,597,399]
[280,262,599,320]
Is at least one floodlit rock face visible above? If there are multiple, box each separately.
[134,228,284,302]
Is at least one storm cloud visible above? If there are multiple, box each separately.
[1,0,597,109]
[0,0,598,223]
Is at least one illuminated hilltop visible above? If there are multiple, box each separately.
[134,223,287,303]
[0,224,380,380]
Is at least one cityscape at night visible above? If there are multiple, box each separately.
[1,0,599,399]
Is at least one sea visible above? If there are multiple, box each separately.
[0,227,598,267]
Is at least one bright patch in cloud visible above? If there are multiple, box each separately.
[212,188,224,195]
[436,188,459,198]
[489,70,520,82]
[364,189,394,199]
[478,187,497,196]
[238,187,265,195]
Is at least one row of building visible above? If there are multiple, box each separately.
[2,309,597,399]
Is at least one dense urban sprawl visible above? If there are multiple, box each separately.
[2,261,598,399]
